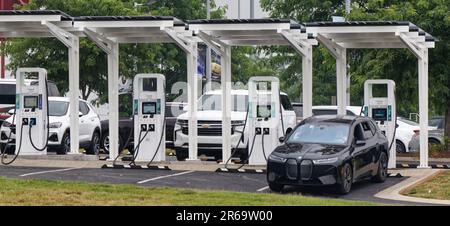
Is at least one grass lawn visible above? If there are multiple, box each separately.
[405,170,450,200]
[0,177,378,206]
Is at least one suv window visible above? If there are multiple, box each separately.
[280,95,294,111]
[361,122,374,139]
[79,101,90,115]
[312,109,356,116]
[0,84,15,105]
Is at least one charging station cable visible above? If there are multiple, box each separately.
[129,129,150,166]
[28,79,50,152]
[146,119,166,167]
[224,103,249,169]
[388,89,397,154]
[261,132,267,161]
[237,132,258,170]
[1,124,25,165]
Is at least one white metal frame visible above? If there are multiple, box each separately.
[0,11,80,154]
[72,16,198,161]
[187,20,317,163]
[306,22,435,168]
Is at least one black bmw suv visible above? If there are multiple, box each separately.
[267,115,389,194]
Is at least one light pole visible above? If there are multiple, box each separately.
[250,0,255,19]
[205,0,212,92]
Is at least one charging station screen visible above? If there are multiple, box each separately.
[24,96,39,109]
[372,108,388,121]
[257,105,272,118]
[142,102,156,114]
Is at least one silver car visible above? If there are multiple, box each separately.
[408,117,444,152]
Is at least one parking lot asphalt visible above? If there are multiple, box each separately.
[0,165,431,205]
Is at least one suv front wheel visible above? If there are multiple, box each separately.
[56,132,70,155]
[86,131,100,155]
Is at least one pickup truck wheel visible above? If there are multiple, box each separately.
[175,148,188,161]
[56,133,70,155]
[86,132,100,155]
[101,131,123,154]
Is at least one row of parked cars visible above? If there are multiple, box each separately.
[0,78,446,158]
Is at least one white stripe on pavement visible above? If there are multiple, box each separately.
[20,167,82,177]
[257,186,270,192]
[137,171,195,184]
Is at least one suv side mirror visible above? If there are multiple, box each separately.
[355,140,366,146]
[7,109,15,115]
[279,137,285,143]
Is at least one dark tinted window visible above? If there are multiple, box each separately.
[429,118,444,129]
[361,122,374,139]
[79,101,90,115]
[293,104,303,117]
[0,84,15,105]
[312,109,356,116]
[280,95,293,111]
[368,121,378,134]
[354,124,364,141]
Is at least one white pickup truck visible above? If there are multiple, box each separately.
[173,89,297,161]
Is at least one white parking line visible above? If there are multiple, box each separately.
[137,170,195,184]
[257,186,269,192]
[20,167,82,177]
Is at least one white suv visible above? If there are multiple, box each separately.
[0,97,102,155]
[173,90,297,161]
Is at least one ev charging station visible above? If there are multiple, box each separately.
[364,80,397,168]
[132,74,166,163]
[247,76,281,165]
[15,68,49,156]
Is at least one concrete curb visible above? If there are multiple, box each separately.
[375,169,450,205]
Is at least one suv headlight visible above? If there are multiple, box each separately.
[268,154,287,163]
[312,157,338,165]
[231,120,245,126]
[49,122,62,129]
[176,119,188,125]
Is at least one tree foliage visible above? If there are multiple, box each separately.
[260,0,450,120]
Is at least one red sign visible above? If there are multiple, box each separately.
[0,0,29,10]
[1,0,29,79]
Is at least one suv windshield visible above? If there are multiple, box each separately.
[49,101,69,116]
[288,122,350,145]
[199,94,248,112]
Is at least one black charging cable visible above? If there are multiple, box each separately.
[1,124,25,165]
[146,119,166,167]
[224,103,249,169]
[129,129,150,166]
[28,78,50,152]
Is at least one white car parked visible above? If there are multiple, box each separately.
[0,97,101,155]
[173,89,297,161]
[311,105,421,153]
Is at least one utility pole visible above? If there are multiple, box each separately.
[345,0,351,14]
[205,0,212,92]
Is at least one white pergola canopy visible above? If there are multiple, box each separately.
[186,19,318,162]
[305,21,435,168]
[0,10,80,154]
[70,15,197,160]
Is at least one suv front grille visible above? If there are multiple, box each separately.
[300,160,313,180]
[286,159,298,180]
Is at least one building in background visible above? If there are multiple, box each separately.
[0,0,29,79]
[215,0,268,19]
